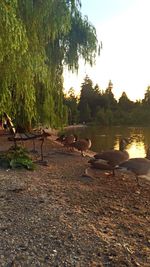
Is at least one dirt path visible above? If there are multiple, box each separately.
[0,133,149,266]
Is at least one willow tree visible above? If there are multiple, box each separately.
[0,0,99,130]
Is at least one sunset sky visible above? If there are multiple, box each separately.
[63,0,150,101]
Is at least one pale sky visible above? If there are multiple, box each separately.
[63,0,150,101]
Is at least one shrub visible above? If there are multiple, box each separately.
[0,146,34,170]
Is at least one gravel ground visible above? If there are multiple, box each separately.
[0,133,149,267]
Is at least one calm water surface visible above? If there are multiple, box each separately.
[66,126,150,158]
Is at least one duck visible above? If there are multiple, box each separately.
[71,138,92,156]
[89,138,129,176]
[118,150,150,186]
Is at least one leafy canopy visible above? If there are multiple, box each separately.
[0,0,99,130]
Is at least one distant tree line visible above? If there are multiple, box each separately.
[64,75,150,126]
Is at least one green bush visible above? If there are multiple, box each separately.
[0,146,34,170]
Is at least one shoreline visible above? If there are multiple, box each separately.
[64,123,87,130]
[0,134,149,266]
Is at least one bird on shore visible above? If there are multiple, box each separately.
[118,148,150,186]
[56,133,78,151]
[70,138,92,156]
[56,134,66,143]
[89,138,129,176]
[62,134,78,151]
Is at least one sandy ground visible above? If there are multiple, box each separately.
[0,131,149,267]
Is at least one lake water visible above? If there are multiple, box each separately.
[66,125,150,158]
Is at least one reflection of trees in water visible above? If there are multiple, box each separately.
[66,126,150,157]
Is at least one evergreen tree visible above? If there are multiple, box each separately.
[78,75,93,122]
[118,92,134,111]
[104,80,117,110]
[142,86,150,105]
[64,88,79,125]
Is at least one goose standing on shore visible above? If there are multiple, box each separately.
[71,138,92,156]
[62,134,77,151]
[118,148,150,186]
[89,138,129,176]
[56,134,77,150]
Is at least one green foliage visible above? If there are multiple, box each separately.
[142,86,150,105]
[64,75,150,127]
[0,0,99,130]
[0,145,34,170]
[95,109,113,126]
[79,101,91,123]
[95,109,106,125]
[64,88,79,124]
[118,92,134,111]
[78,75,93,121]
[64,11,98,70]
[10,157,34,170]
[104,81,117,111]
